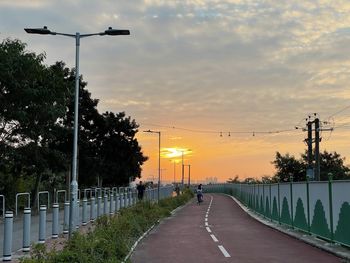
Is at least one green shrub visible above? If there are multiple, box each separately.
[21,191,193,263]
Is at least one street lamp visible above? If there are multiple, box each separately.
[180,149,191,186]
[183,164,191,186]
[143,130,161,201]
[181,151,184,186]
[170,159,177,184]
[25,26,130,237]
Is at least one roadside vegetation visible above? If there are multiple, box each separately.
[20,189,194,263]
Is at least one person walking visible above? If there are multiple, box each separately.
[137,181,146,201]
[175,183,180,196]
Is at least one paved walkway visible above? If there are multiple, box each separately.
[131,194,343,263]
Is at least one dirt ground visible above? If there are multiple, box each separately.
[11,221,96,262]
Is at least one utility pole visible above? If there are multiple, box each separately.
[306,120,314,180]
[314,118,320,181]
[301,115,333,181]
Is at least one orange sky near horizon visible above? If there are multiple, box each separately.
[137,125,350,183]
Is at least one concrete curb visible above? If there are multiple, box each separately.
[225,194,350,262]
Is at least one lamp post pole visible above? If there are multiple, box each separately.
[183,164,191,186]
[144,130,161,201]
[181,151,184,185]
[25,26,130,237]
[173,160,176,184]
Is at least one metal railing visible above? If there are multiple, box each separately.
[0,185,174,261]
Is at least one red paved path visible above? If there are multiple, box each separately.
[131,194,343,263]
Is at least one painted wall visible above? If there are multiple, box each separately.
[204,181,350,247]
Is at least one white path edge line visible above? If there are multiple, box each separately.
[210,234,219,242]
[123,222,157,262]
[123,202,188,262]
[205,222,209,226]
[218,245,231,257]
[206,227,212,233]
[205,218,208,222]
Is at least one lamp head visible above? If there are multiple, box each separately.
[24,26,54,35]
[104,27,130,36]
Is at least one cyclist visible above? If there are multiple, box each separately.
[196,184,203,204]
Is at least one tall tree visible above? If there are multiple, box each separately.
[272,152,306,182]
[0,39,71,148]
[301,150,350,180]
[272,150,350,182]
[0,38,148,207]
[52,76,148,187]
[0,39,73,206]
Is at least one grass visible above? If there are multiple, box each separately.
[20,189,194,263]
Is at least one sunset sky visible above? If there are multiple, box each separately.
[2,1,350,183]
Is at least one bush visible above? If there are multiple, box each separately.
[20,191,193,263]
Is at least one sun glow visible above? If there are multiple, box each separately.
[161,148,192,158]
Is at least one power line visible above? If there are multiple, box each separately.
[327,104,350,119]
[333,122,350,129]
[140,122,298,136]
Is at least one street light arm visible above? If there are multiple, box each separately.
[25,26,130,38]
[143,129,161,134]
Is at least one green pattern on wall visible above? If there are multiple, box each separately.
[265,197,271,218]
[260,196,264,214]
[255,196,259,211]
[311,199,331,239]
[272,197,279,221]
[334,202,350,246]
[294,198,308,231]
[280,197,292,225]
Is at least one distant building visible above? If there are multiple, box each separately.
[205,177,218,184]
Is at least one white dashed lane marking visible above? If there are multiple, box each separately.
[218,245,231,257]
[210,234,219,242]
[204,195,232,258]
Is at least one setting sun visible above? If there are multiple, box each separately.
[161,148,192,159]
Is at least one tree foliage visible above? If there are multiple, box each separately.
[272,150,350,182]
[272,152,306,182]
[0,39,147,208]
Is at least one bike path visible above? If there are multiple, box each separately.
[131,194,343,263]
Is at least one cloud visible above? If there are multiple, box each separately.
[3,0,350,179]
[0,0,49,8]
